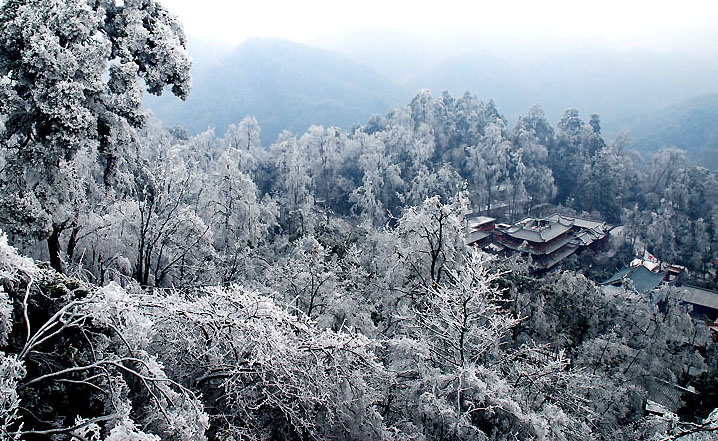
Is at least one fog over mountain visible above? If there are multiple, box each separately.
[314,31,718,128]
[620,94,718,169]
[147,33,717,167]
[145,38,407,144]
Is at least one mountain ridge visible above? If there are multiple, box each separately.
[615,93,718,169]
[145,38,408,144]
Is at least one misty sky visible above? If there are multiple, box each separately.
[162,0,718,54]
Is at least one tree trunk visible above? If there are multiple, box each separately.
[486,182,493,216]
[47,225,63,273]
[66,226,80,261]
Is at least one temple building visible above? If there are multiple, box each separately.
[465,213,611,270]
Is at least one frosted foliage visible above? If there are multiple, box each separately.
[86,282,155,349]
[414,249,518,366]
[0,353,23,440]
[350,132,404,224]
[0,250,208,440]
[499,110,556,211]
[104,418,162,441]
[405,163,463,207]
[703,410,718,436]
[151,285,386,440]
[0,189,52,241]
[68,200,138,280]
[71,416,101,441]
[0,0,107,150]
[643,409,718,440]
[212,148,277,250]
[134,357,209,441]
[469,121,512,212]
[266,235,341,320]
[300,125,347,207]
[107,0,191,98]
[0,230,39,281]
[404,122,435,169]
[0,287,11,346]
[409,89,435,128]
[0,235,27,437]
[84,288,212,439]
[203,145,277,282]
[223,116,262,172]
[271,132,313,210]
[0,0,191,249]
[133,145,215,286]
[394,194,468,286]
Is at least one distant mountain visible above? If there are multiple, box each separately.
[145,38,407,144]
[613,94,718,169]
[407,49,718,128]
[315,32,718,127]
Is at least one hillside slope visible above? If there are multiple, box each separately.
[146,38,407,144]
[615,94,718,169]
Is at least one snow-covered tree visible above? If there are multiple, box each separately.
[300,125,347,213]
[406,250,517,368]
[0,231,209,440]
[222,116,263,175]
[0,0,191,272]
[350,131,404,225]
[550,108,604,205]
[209,147,277,282]
[266,235,341,319]
[149,284,391,441]
[392,194,469,291]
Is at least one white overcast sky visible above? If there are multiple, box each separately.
[160,0,718,53]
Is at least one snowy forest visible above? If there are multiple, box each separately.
[0,0,718,440]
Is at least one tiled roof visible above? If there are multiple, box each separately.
[536,233,576,255]
[648,379,692,413]
[465,229,489,245]
[502,213,608,244]
[503,218,572,242]
[604,266,632,285]
[470,216,496,226]
[499,233,576,256]
[488,213,611,269]
[535,243,580,269]
[547,214,605,231]
[628,267,667,292]
[677,286,718,311]
[574,228,607,246]
[603,265,666,293]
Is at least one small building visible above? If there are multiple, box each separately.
[603,255,718,321]
[676,285,718,321]
[665,264,687,283]
[548,214,609,249]
[603,264,667,293]
[465,216,496,248]
[470,216,496,232]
